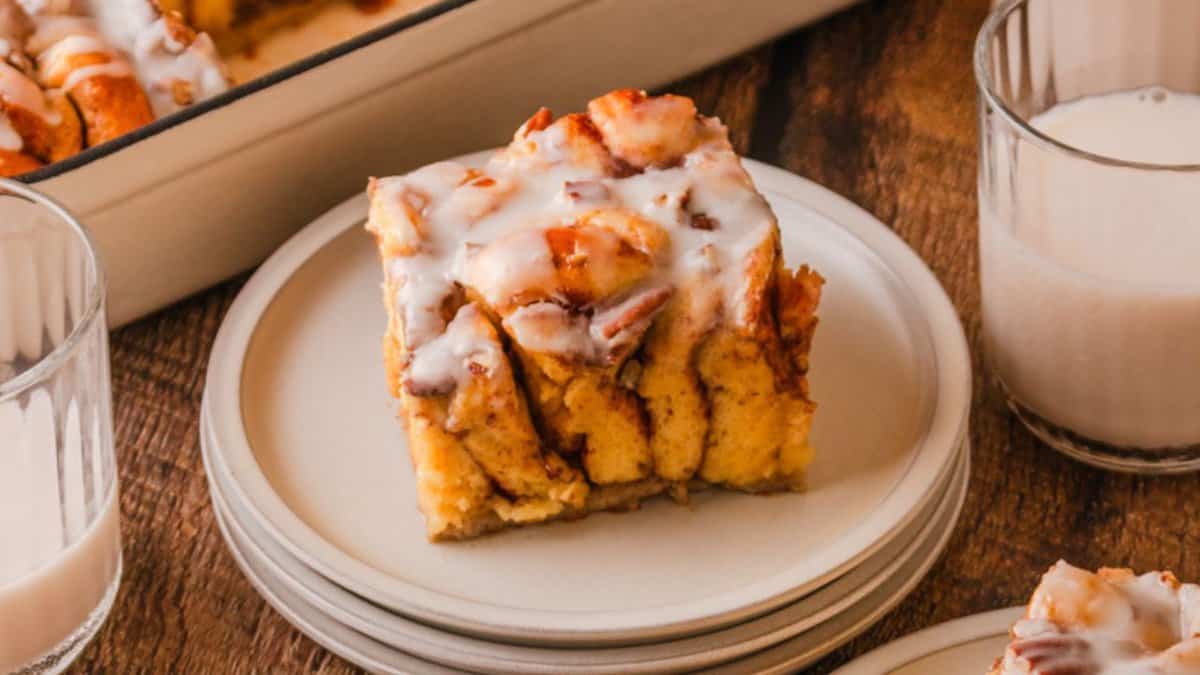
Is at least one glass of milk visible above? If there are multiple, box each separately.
[0,182,121,672]
[976,0,1200,473]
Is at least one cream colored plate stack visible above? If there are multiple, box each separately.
[200,155,972,674]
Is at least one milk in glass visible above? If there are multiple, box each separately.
[981,87,1200,449]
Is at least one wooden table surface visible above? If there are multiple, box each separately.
[76,0,1200,672]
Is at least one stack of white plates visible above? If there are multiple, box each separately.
[200,155,972,674]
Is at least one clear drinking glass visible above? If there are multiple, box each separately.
[0,180,121,673]
[976,0,1200,473]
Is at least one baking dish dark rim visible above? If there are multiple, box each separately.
[18,0,476,184]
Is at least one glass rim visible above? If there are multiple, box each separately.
[974,0,1200,173]
[0,179,105,402]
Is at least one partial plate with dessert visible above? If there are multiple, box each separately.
[837,561,1200,674]
[202,92,970,644]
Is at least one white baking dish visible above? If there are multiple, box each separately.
[22,0,857,325]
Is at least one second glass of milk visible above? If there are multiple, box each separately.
[0,182,121,673]
[976,0,1200,473]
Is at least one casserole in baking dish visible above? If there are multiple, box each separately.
[11,0,856,325]
[0,0,228,175]
[0,0,445,176]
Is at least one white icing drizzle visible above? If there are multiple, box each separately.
[26,15,136,93]
[390,254,455,352]
[404,304,502,397]
[588,284,673,359]
[1001,561,1200,674]
[83,0,229,115]
[375,161,477,350]
[24,15,95,54]
[38,31,104,59]
[37,30,107,71]
[502,303,595,360]
[497,282,674,364]
[16,0,77,15]
[59,59,131,91]
[459,227,559,311]
[0,109,22,149]
[0,60,58,123]
[0,0,228,158]
[81,0,153,49]
[370,100,779,385]
[130,17,229,116]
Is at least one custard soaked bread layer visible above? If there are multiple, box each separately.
[367,89,823,540]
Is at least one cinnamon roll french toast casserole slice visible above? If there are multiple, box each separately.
[366,89,824,541]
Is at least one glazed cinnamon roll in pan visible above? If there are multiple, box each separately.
[0,0,228,176]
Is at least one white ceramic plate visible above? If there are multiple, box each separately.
[703,450,971,675]
[203,152,972,643]
[831,607,1022,675]
[205,423,963,673]
[202,408,966,674]
[208,489,469,675]
[209,438,970,675]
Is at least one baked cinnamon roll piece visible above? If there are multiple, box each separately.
[0,5,82,175]
[85,0,229,116]
[991,561,1200,674]
[26,14,154,146]
[0,0,230,174]
[366,89,823,541]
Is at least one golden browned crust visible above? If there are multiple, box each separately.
[0,147,42,175]
[431,478,670,542]
[34,47,154,148]
[3,90,83,164]
[68,75,155,147]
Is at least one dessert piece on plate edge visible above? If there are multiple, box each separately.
[990,561,1200,674]
[366,89,824,541]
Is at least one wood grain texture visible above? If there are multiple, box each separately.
[74,0,1200,672]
